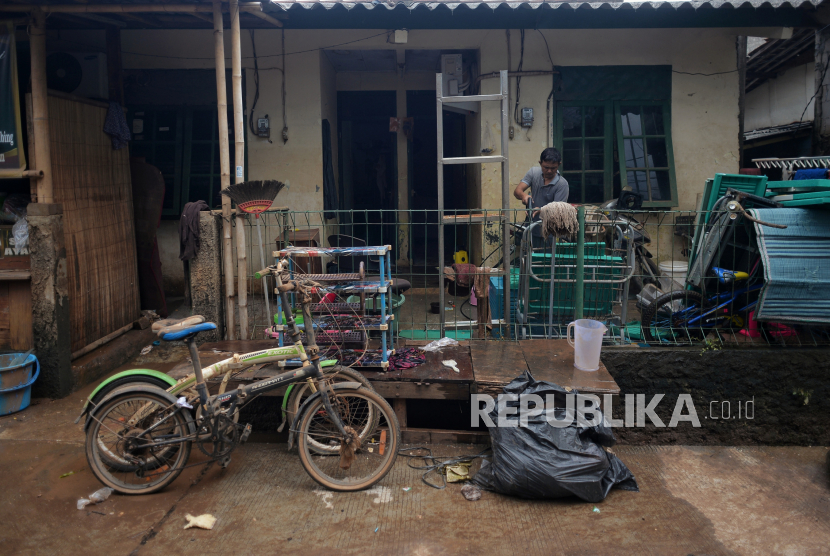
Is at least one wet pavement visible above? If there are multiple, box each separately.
[2,372,829,556]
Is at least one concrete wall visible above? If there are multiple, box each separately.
[120,28,752,214]
[745,62,815,131]
[119,27,763,276]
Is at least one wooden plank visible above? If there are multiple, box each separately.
[519,339,620,395]
[371,381,470,400]
[0,270,31,280]
[401,428,490,445]
[8,281,33,351]
[469,341,528,384]
[361,345,474,384]
[392,399,407,429]
[0,256,31,271]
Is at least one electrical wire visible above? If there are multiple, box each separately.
[671,69,739,76]
[247,29,260,137]
[398,446,491,489]
[513,29,526,127]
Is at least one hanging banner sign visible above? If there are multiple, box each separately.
[0,22,26,178]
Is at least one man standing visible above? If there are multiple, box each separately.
[513,147,570,244]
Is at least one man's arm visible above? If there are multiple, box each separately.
[513,181,532,205]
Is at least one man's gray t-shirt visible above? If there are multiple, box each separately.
[521,167,570,235]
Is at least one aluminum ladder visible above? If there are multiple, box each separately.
[437,70,511,337]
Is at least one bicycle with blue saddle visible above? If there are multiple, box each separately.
[82,259,399,495]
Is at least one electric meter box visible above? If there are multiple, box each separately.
[441,54,463,97]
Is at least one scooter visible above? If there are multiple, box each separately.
[599,195,660,295]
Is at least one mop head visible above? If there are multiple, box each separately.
[220,180,286,216]
[539,202,578,240]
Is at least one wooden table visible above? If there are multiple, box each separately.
[471,340,620,397]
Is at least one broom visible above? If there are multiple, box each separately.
[221,180,286,327]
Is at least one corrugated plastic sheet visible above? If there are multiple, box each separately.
[267,0,822,11]
[751,208,830,324]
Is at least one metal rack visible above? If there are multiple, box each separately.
[437,70,510,337]
[269,245,395,369]
[515,222,634,341]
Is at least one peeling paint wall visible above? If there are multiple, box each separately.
[120,27,752,275]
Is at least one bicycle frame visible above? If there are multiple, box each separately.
[676,282,764,327]
[100,260,354,451]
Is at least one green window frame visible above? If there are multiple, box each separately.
[555,101,614,204]
[555,99,677,207]
[614,101,677,207]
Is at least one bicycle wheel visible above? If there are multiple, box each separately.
[641,290,707,345]
[85,390,192,495]
[88,377,179,470]
[287,366,379,454]
[297,386,399,491]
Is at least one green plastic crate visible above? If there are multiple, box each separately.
[707,173,767,212]
[524,252,623,317]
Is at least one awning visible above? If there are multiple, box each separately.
[267,0,822,11]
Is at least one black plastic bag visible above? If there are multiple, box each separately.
[473,372,638,502]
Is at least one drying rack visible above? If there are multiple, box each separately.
[269,245,395,369]
[514,222,634,342]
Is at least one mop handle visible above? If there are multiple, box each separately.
[255,217,272,325]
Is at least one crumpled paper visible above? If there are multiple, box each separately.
[184,513,217,530]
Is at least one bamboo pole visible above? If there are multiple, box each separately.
[230,0,248,339]
[214,1,235,340]
[235,212,248,339]
[30,9,53,204]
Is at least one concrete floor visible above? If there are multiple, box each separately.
[2,367,829,555]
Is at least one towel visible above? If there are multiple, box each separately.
[793,168,829,180]
[103,102,132,150]
[452,263,477,288]
[474,267,494,338]
[179,201,209,261]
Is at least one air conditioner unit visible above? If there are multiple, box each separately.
[441,53,477,114]
[45,52,108,100]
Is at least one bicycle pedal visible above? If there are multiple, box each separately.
[240,423,253,444]
[220,456,232,469]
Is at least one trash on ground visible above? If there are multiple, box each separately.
[152,340,160,346]
[77,487,113,510]
[446,462,471,482]
[473,372,639,502]
[176,397,193,409]
[423,337,459,352]
[184,514,217,530]
[442,359,460,373]
[59,471,78,478]
[461,483,482,501]
[402,487,411,492]
[374,526,379,533]
[593,506,601,513]
[140,345,153,355]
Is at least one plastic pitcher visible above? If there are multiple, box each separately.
[566,319,607,372]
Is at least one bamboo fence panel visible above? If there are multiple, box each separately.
[47,94,140,353]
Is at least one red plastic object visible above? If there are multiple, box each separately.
[739,311,762,338]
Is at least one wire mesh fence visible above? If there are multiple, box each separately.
[222,205,830,349]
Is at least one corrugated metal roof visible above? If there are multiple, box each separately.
[267,0,823,11]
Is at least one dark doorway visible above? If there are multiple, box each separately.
[406,90,469,266]
[337,91,397,249]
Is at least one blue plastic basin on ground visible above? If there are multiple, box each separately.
[0,354,40,415]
